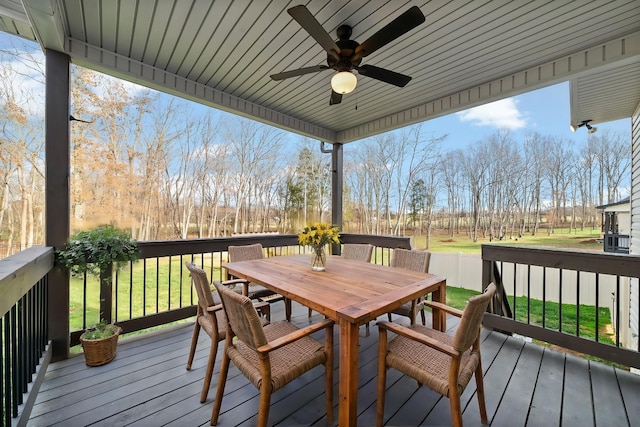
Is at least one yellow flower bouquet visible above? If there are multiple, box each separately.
[298,223,340,271]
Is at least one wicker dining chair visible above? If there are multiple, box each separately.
[227,243,291,321]
[211,280,334,427]
[184,262,228,404]
[342,243,374,262]
[185,263,270,404]
[387,248,432,325]
[376,283,496,427]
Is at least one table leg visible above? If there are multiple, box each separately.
[339,319,360,426]
[432,283,447,331]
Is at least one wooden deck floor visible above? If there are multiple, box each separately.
[30,302,640,426]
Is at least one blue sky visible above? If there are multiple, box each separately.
[417,82,630,151]
[0,32,630,150]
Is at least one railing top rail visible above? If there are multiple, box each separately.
[482,244,640,277]
[138,234,300,258]
[0,246,54,317]
[137,233,410,258]
[339,233,411,249]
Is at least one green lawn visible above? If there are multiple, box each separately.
[70,257,223,331]
[413,228,603,254]
[445,286,612,344]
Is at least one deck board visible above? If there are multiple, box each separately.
[563,354,595,426]
[30,302,640,426]
[491,342,544,426]
[526,345,565,426]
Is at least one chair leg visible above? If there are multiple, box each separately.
[475,358,489,424]
[387,313,392,322]
[187,321,200,370]
[200,338,218,403]
[376,328,388,427]
[449,387,463,427]
[285,298,292,322]
[211,350,230,425]
[257,382,272,427]
[420,308,426,325]
[308,307,313,319]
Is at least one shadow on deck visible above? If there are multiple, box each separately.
[29,302,640,426]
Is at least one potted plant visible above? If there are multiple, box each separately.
[56,224,139,366]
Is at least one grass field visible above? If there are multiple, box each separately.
[445,286,617,367]
[69,257,224,331]
[411,228,603,253]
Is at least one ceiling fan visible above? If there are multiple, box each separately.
[270,5,426,105]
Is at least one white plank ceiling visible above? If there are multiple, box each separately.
[1,0,639,143]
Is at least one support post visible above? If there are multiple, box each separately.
[331,143,343,254]
[45,49,71,361]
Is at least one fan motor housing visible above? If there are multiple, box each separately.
[327,25,361,71]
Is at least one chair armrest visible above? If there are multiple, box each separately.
[377,321,460,358]
[423,300,464,318]
[257,319,334,354]
[221,278,248,286]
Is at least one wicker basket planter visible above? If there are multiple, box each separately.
[80,325,122,366]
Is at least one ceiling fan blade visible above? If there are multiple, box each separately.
[270,65,330,81]
[355,65,412,87]
[329,90,343,105]
[352,6,425,61]
[288,5,340,61]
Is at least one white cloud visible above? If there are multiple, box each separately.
[456,98,527,130]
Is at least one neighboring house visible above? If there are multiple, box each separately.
[598,197,630,254]
[598,196,638,364]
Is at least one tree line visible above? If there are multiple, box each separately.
[0,43,630,256]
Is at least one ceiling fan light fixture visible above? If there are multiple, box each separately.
[331,71,357,94]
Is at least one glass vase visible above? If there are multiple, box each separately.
[311,247,326,271]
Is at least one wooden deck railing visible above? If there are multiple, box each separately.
[482,244,640,369]
[68,233,411,346]
[0,247,53,427]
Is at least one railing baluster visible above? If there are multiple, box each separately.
[10,305,18,417]
[558,269,563,333]
[595,274,599,343]
[576,272,580,337]
[527,265,531,324]
[542,267,546,329]
[3,313,9,426]
[168,256,172,311]
[156,257,160,314]
[129,262,134,320]
[18,296,25,402]
[142,258,147,317]
[616,275,621,347]
[82,270,88,330]
[115,269,120,322]
[512,263,517,321]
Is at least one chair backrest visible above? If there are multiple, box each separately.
[391,248,431,273]
[213,280,267,351]
[228,243,264,262]
[186,263,218,311]
[453,283,496,352]
[342,243,374,262]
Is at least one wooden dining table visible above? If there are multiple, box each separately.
[223,253,446,427]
